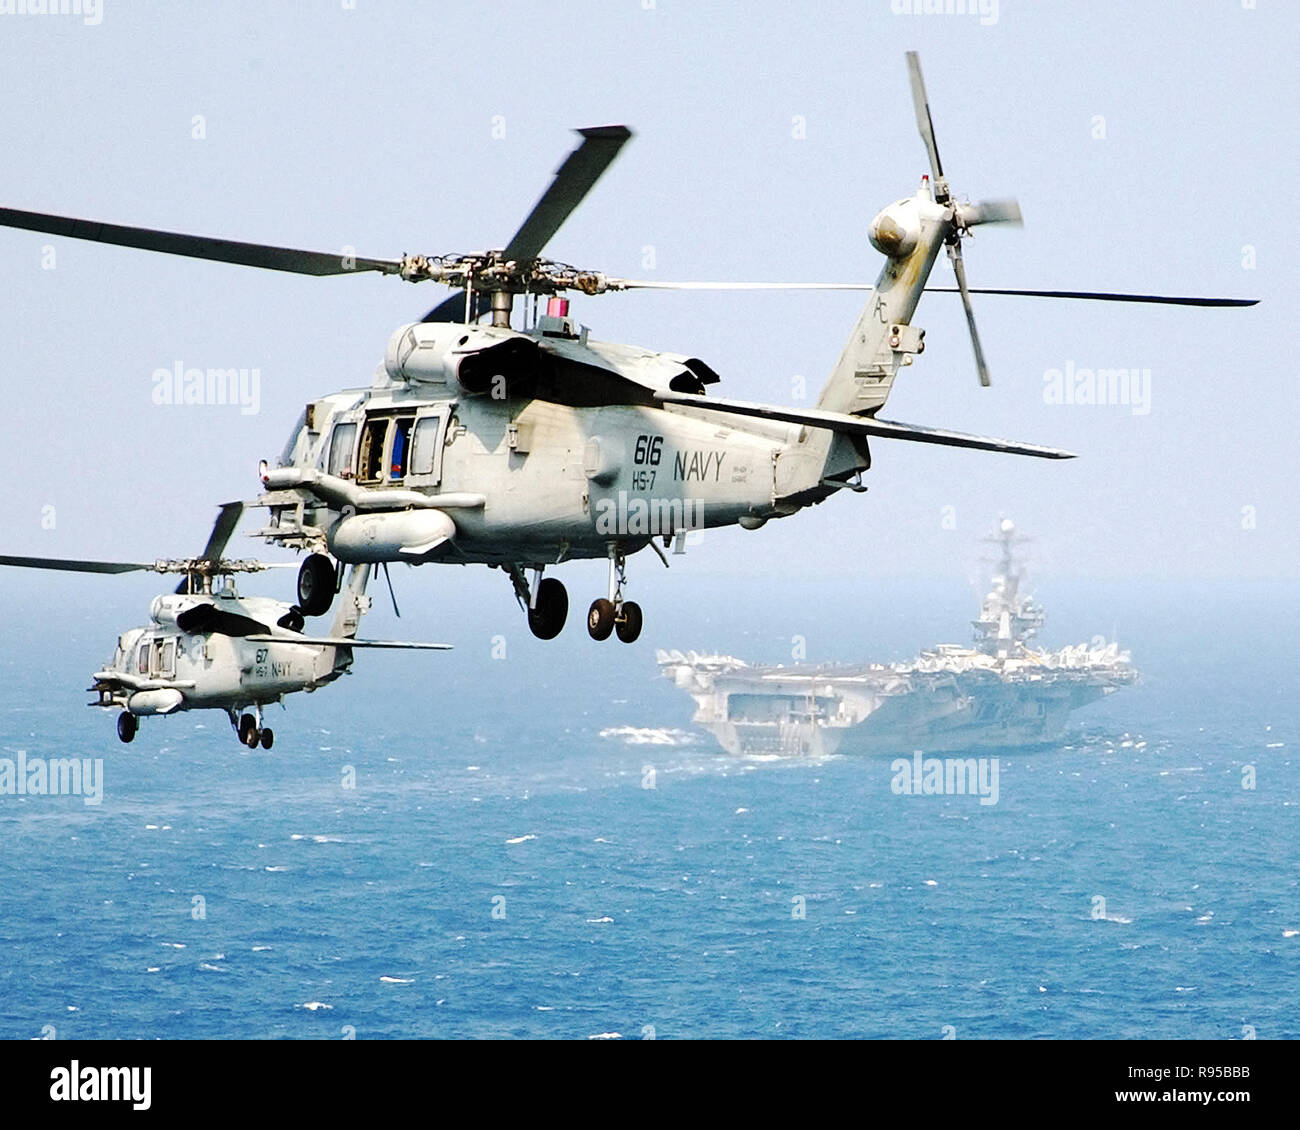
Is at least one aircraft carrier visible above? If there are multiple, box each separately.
[658,520,1137,757]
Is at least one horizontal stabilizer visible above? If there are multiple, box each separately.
[246,633,452,650]
[654,391,1076,459]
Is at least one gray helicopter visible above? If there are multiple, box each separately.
[0,54,1255,647]
[0,504,450,746]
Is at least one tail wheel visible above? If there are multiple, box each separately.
[117,712,137,744]
[527,577,568,640]
[259,728,274,750]
[587,598,616,641]
[297,554,337,618]
[615,601,643,644]
[238,713,258,747]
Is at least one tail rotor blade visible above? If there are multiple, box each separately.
[905,51,946,196]
[948,243,991,387]
[960,198,1023,227]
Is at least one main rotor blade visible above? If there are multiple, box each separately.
[501,125,632,263]
[0,554,153,574]
[609,279,878,291]
[198,502,243,563]
[610,280,1258,306]
[905,51,945,193]
[0,206,403,277]
[947,244,991,387]
[928,287,1259,307]
[420,289,496,323]
[181,501,244,594]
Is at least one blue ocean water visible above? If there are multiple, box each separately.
[1,577,1295,1040]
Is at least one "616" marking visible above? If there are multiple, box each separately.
[634,434,663,465]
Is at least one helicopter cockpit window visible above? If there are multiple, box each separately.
[358,418,389,484]
[137,642,151,675]
[409,415,443,483]
[390,417,414,481]
[327,421,357,479]
[278,407,309,467]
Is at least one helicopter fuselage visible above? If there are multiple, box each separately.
[260,317,837,570]
[94,592,347,720]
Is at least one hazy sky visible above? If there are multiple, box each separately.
[0,0,1292,630]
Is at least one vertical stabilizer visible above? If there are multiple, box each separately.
[328,564,373,649]
[816,182,948,419]
[776,182,949,503]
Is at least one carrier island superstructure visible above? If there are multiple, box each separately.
[658,521,1136,757]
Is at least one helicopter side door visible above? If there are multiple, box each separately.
[351,411,436,487]
[152,637,177,680]
[402,411,447,489]
[324,420,357,479]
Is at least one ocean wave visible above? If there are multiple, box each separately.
[599,726,696,746]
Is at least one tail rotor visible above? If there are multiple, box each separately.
[906,51,1022,387]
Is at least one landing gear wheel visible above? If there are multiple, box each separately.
[259,728,274,750]
[238,713,258,747]
[587,598,616,641]
[527,577,568,640]
[297,554,337,618]
[615,601,643,644]
[117,712,137,744]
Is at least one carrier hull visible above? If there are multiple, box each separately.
[660,520,1137,758]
